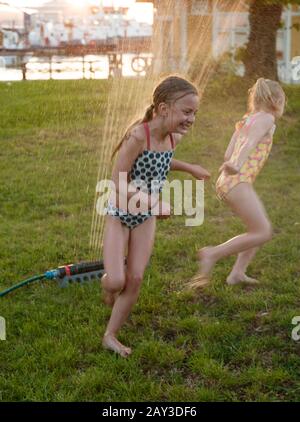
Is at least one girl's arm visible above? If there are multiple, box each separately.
[234,113,274,170]
[170,159,210,180]
[222,114,274,174]
[170,134,211,180]
[224,130,239,161]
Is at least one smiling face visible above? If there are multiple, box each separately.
[167,93,199,134]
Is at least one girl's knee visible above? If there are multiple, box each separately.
[262,222,273,242]
[255,222,272,243]
[126,271,144,292]
[104,274,126,293]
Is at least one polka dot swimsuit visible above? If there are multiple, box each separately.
[106,122,175,229]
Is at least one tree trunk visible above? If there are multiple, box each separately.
[244,0,283,81]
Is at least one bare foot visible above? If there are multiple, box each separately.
[102,333,132,358]
[197,247,217,277]
[226,273,260,285]
[185,274,210,291]
[184,247,215,291]
[242,274,260,284]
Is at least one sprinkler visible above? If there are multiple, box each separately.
[0,260,105,298]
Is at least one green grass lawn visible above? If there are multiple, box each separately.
[0,78,299,402]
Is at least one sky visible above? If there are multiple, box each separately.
[4,1,153,24]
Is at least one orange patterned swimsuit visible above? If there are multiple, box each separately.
[216,113,276,200]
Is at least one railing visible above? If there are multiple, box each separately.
[0,42,153,80]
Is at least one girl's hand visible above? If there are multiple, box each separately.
[219,161,240,175]
[190,164,211,180]
[157,201,171,219]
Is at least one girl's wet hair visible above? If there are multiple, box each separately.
[112,75,198,158]
[236,78,286,130]
[248,78,286,115]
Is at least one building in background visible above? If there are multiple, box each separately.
[150,0,300,83]
[0,0,153,49]
[0,3,38,48]
[1,0,299,83]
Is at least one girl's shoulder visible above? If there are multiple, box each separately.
[250,112,276,135]
[129,124,146,142]
[247,111,275,125]
[124,124,147,150]
[242,112,275,142]
[238,111,275,134]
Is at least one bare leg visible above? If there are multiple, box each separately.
[226,247,259,285]
[194,183,272,284]
[102,217,156,357]
[101,216,129,307]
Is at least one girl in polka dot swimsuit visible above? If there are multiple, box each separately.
[102,76,210,357]
[187,78,286,290]
[105,121,175,229]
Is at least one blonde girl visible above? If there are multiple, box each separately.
[188,78,286,288]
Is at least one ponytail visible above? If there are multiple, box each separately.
[248,77,285,116]
[142,104,155,122]
[255,77,273,104]
[111,104,155,159]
